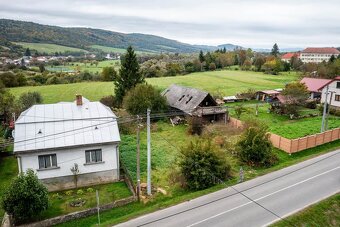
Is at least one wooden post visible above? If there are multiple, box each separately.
[136,116,141,201]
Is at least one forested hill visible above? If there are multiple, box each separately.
[0,19,218,53]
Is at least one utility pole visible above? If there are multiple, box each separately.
[321,85,329,132]
[147,108,152,196]
[325,91,335,131]
[136,115,141,201]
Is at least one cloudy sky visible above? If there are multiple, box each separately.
[1,0,339,48]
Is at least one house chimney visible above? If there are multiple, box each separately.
[76,94,83,106]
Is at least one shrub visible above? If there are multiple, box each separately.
[18,91,43,111]
[1,169,48,224]
[305,100,317,109]
[52,193,63,200]
[86,188,94,193]
[100,95,117,108]
[187,116,203,135]
[123,83,168,115]
[77,189,84,195]
[237,122,277,167]
[65,190,73,196]
[234,104,247,119]
[179,138,231,190]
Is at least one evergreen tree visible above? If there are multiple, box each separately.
[329,54,336,63]
[199,50,205,71]
[223,47,226,53]
[24,48,31,56]
[115,46,144,106]
[271,43,279,57]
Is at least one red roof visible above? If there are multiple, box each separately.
[301,47,340,54]
[318,76,340,90]
[281,52,300,59]
[258,90,281,95]
[300,77,332,92]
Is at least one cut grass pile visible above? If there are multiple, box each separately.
[271,193,340,227]
[10,70,299,104]
[228,102,339,139]
[15,42,87,54]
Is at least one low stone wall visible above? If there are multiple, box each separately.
[229,117,340,153]
[19,196,136,227]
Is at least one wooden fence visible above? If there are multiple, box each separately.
[229,117,340,154]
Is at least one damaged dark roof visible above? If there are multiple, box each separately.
[162,84,216,114]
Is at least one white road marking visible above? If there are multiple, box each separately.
[187,165,340,227]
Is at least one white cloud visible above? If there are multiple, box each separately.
[0,0,339,48]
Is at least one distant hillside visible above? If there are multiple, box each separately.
[217,43,244,50]
[0,19,212,53]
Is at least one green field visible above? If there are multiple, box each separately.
[50,59,121,74]
[15,42,88,54]
[90,45,154,55]
[10,70,299,103]
[271,193,340,227]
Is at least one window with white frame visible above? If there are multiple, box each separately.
[85,149,102,163]
[335,95,340,102]
[336,82,340,89]
[38,154,57,169]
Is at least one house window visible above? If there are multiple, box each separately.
[336,82,340,89]
[38,154,57,169]
[335,95,340,102]
[85,149,102,163]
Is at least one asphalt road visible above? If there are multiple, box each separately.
[116,149,340,227]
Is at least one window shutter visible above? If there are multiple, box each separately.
[38,156,45,169]
[85,151,90,163]
[51,154,57,167]
[96,150,102,162]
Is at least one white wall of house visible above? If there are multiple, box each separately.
[300,53,339,63]
[18,143,119,180]
[320,81,340,108]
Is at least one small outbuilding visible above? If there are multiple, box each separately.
[14,95,121,191]
[256,90,281,102]
[162,84,228,122]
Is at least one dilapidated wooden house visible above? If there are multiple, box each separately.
[162,84,227,122]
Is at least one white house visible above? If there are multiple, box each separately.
[13,95,121,191]
[300,47,340,63]
[319,76,340,109]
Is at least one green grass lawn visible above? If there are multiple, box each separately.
[10,70,299,103]
[35,182,132,222]
[271,193,340,227]
[15,42,88,54]
[0,156,18,222]
[229,102,339,139]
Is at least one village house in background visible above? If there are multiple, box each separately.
[299,47,340,63]
[162,84,228,122]
[13,95,121,191]
[281,52,300,63]
[300,77,332,100]
[319,76,340,109]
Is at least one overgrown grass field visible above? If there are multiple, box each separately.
[15,42,88,54]
[10,70,299,103]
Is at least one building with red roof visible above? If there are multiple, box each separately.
[318,76,340,109]
[300,47,340,63]
[281,52,300,63]
[300,77,332,99]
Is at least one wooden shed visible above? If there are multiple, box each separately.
[162,84,228,122]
